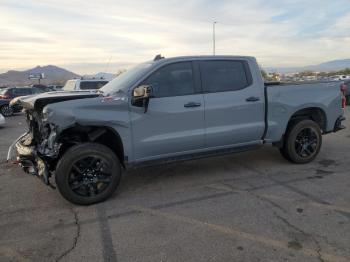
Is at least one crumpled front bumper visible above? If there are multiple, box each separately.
[7,132,51,185]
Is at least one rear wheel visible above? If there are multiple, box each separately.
[0,105,13,117]
[280,120,322,164]
[279,147,291,161]
[55,143,121,205]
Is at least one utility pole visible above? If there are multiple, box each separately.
[213,21,217,55]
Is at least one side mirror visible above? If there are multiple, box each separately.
[133,85,146,98]
[132,85,153,113]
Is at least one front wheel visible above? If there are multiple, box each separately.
[0,105,13,117]
[280,120,322,164]
[55,143,121,205]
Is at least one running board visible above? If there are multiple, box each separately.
[129,144,261,169]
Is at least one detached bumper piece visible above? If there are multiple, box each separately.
[334,116,346,132]
[15,134,53,188]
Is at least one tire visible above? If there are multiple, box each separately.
[279,148,291,161]
[55,143,122,205]
[280,119,322,164]
[0,105,13,117]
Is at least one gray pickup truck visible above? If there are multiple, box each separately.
[8,55,346,205]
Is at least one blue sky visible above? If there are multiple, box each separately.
[0,0,350,74]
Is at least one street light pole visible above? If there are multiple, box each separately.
[213,21,217,55]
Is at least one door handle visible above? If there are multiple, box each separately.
[246,96,260,102]
[184,102,201,108]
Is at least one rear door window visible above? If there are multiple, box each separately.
[16,88,31,96]
[200,60,252,93]
[23,88,33,95]
[32,88,43,94]
[12,88,23,96]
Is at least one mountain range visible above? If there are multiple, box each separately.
[0,65,80,86]
[1,59,350,86]
[266,59,350,73]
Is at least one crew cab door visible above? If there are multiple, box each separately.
[130,61,205,161]
[200,59,265,148]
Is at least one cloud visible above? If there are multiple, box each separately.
[0,0,349,74]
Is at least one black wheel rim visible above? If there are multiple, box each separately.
[68,156,112,197]
[294,127,318,158]
[1,105,12,116]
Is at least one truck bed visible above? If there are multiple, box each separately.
[264,81,343,142]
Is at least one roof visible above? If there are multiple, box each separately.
[151,55,256,65]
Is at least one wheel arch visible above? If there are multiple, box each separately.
[286,107,327,133]
[274,107,327,148]
[57,125,126,168]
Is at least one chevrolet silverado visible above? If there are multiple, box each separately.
[8,55,346,205]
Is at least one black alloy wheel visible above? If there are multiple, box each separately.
[68,156,113,197]
[294,127,319,159]
[55,143,121,205]
[280,119,322,164]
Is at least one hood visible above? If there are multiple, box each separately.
[11,91,101,111]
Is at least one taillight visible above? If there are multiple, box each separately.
[342,96,346,109]
[0,95,9,99]
[341,84,347,109]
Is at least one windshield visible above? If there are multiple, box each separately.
[101,63,152,95]
[63,80,77,91]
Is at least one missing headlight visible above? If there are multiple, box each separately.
[37,124,61,158]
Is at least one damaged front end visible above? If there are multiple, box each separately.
[8,112,61,187]
[7,91,100,187]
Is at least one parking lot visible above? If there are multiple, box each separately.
[0,110,349,262]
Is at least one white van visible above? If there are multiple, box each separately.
[63,79,109,91]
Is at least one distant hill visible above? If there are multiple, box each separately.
[0,65,80,86]
[266,59,350,73]
[307,59,350,71]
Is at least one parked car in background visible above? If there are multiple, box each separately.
[0,87,44,116]
[0,99,14,117]
[9,55,346,205]
[63,79,109,91]
[330,75,350,81]
[0,113,5,126]
[0,86,44,100]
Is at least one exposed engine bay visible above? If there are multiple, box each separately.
[13,112,61,187]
